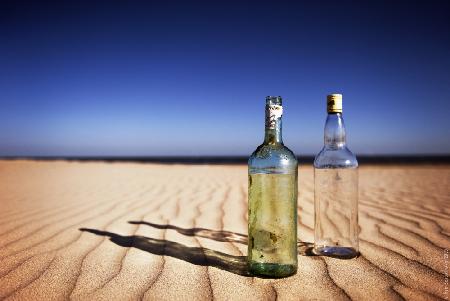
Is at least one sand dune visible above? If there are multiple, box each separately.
[0,161,449,300]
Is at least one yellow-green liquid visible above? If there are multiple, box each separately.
[248,173,298,277]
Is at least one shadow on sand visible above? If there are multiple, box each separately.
[128,221,248,244]
[80,221,316,277]
[79,227,251,276]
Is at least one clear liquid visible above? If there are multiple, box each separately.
[314,168,358,258]
[248,173,298,277]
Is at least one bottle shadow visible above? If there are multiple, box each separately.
[79,227,251,277]
[298,241,315,256]
[79,221,316,277]
[128,221,248,245]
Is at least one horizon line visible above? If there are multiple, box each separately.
[1,154,449,165]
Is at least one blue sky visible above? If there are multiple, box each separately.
[1,1,449,156]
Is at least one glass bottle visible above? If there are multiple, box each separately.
[248,96,298,277]
[313,94,359,258]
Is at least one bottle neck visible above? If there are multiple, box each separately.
[324,112,346,149]
[264,105,283,144]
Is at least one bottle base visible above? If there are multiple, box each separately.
[248,261,297,278]
[313,246,359,259]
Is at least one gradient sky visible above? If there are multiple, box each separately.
[1,0,449,156]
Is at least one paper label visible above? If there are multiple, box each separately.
[266,105,283,129]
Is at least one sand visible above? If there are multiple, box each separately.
[0,160,449,300]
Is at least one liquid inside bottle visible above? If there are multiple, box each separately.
[248,172,298,276]
[248,96,298,277]
[313,94,359,259]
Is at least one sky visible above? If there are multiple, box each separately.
[1,0,449,156]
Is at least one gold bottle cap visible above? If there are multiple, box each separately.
[327,94,342,113]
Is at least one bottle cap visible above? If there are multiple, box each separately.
[327,94,342,113]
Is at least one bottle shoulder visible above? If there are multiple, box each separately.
[314,146,358,169]
[249,143,298,173]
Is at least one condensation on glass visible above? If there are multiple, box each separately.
[248,96,298,277]
[313,94,359,259]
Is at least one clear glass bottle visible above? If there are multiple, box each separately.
[313,94,359,259]
[248,96,298,277]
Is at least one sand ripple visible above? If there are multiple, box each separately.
[0,161,449,300]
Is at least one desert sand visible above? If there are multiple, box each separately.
[0,160,449,300]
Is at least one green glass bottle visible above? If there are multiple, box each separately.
[248,96,298,277]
